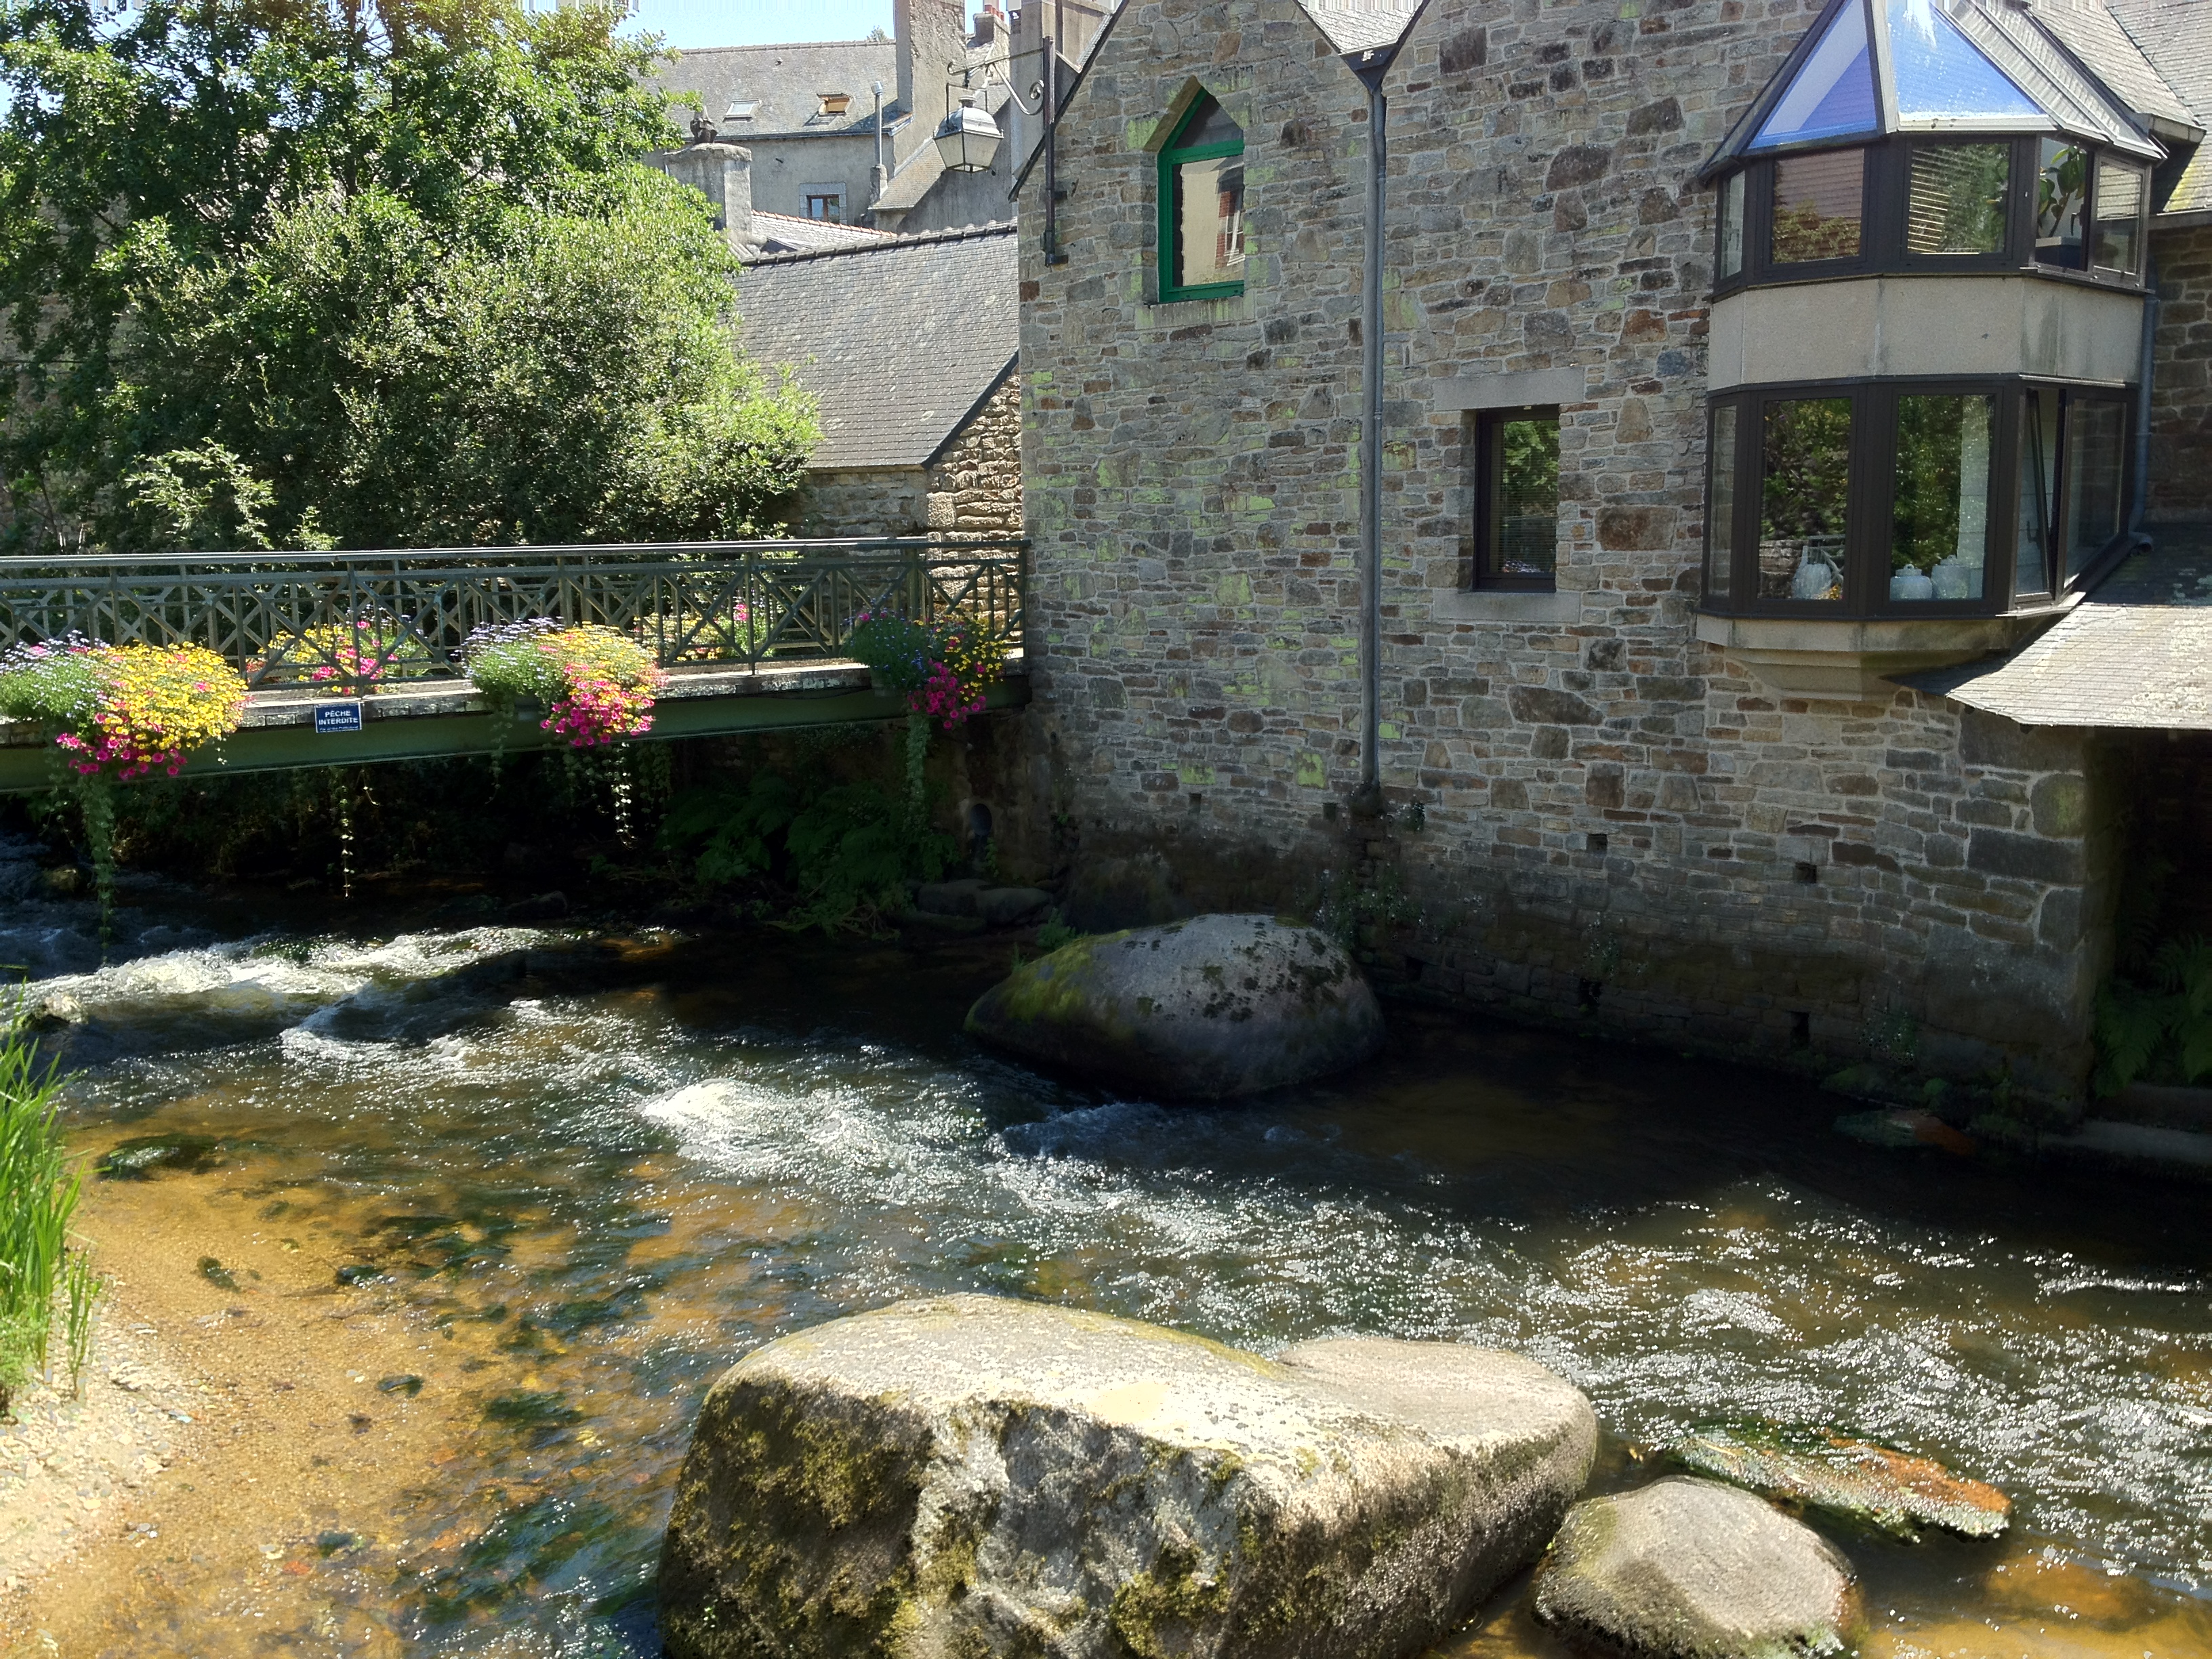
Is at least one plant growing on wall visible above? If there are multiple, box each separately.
[460,620,665,747]
[848,610,1010,816]
[2094,937,2212,1095]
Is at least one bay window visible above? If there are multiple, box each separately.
[1705,378,2130,616]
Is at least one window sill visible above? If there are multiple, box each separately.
[1693,597,2080,699]
[1435,588,1580,624]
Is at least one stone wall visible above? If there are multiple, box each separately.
[798,372,1023,537]
[924,371,1024,534]
[2148,221,2212,523]
[1015,0,2130,1104]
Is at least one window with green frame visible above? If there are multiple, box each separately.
[1157,93,1246,302]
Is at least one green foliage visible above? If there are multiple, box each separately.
[1313,865,1420,947]
[1035,909,1085,952]
[846,613,934,695]
[2094,936,2212,1096]
[660,767,955,935]
[0,0,817,552]
[0,1008,81,1418]
[1759,398,1853,545]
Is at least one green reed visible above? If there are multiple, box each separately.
[0,1007,81,1418]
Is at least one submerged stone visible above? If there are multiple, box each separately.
[1533,1477,1862,1659]
[658,1293,1596,1659]
[964,912,1383,1098]
[1663,1421,2009,1541]
[96,1134,224,1179]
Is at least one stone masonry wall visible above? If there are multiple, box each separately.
[1017,0,2123,1103]
[798,373,1023,537]
[2148,221,2212,523]
[924,371,1025,535]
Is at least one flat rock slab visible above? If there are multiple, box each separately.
[964,913,1383,1098]
[659,1294,1597,1659]
[1534,1477,1862,1659]
[1664,1422,2009,1540]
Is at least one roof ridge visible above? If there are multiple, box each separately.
[657,39,889,54]
[750,209,902,234]
[743,220,1019,265]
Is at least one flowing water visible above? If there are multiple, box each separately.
[5,842,2211,1658]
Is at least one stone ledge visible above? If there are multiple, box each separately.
[1694,605,2076,699]
[1435,588,1584,625]
[1430,367,1589,413]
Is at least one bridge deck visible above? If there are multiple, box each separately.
[0,657,1030,793]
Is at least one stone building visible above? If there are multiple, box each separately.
[739,224,1021,537]
[1012,0,2212,1103]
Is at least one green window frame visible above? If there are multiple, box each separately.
[1156,94,1246,304]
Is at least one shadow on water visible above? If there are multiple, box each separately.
[18,898,2212,1658]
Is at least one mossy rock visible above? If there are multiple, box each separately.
[1533,1477,1863,1659]
[658,1294,1596,1659]
[964,914,1384,1099]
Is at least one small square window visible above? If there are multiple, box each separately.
[804,192,842,222]
[1771,148,1863,264]
[1474,407,1559,590]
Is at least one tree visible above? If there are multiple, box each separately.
[0,0,815,552]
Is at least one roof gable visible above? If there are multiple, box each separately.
[737,224,1019,471]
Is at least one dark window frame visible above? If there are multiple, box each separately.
[1155,94,1246,305]
[1702,374,2134,619]
[1711,135,2150,299]
[1472,405,1561,592]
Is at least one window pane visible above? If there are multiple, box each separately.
[1488,413,1559,581]
[1719,171,1746,279]
[2093,159,2144,274]
[2035,139,2087,268]
[2064,398,2125,577]
[1750,0,1877,149]
[1173,95,1242,152]
[1759,397,1851,602]
[1906,144,2008,254]
[1772,150,1863,264]
[1173,155,1245,289]
[1890,394,1992,602]
[2014,387,2058,599]
[1886,0,2042,123]
[1708,404,1738,602]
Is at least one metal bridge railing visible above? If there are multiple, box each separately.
[0,537,1027,694]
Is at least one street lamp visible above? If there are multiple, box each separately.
[933,94,1002,173]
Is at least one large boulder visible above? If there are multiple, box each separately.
[1664,1422,2009,1541]
[1532,1477,1863,1659]
[659,1294,1597,1659]
[964,914,1383,1099]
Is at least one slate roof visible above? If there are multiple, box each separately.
[736,222,1019,471]
[1295,0,1423,57]
[1907,527,2212,728]
[647,41,901,140]
[2106,0,2212,213]
[750,211,905,253]
[2031,0,2198,131]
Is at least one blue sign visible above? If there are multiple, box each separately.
[314,701,365,735]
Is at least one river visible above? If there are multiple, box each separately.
[3,841,2209,1658]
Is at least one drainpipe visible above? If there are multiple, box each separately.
[1042,35,1065,264]
[2129,251,2158,539]
[1353,59,1387,813]
[872,80,888,207]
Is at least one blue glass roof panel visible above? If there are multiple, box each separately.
[1888,0,2043,123]
[1750,1,1879,150]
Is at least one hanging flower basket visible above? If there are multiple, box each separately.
[0,636,247,780]
[848,611,1007,731]
[258,616,434,689]
[459,619,665,747]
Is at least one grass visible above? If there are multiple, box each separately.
[0,1006,96,1416]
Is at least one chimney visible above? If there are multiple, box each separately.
[649,142,760,258]
[894,0,969,163]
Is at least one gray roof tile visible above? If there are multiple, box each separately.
[1295,0,1422,57]
[2104,0,2212,213]
[1908,527,2212,728]
[749,211,905,253]
[736,222,1019,471]
[2031,0,2198,129]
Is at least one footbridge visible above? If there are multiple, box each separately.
[0,538,1027,792]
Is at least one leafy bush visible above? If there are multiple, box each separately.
[0,638,245,779]
[660,770,954,935]
[2094,937,2212,1095]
